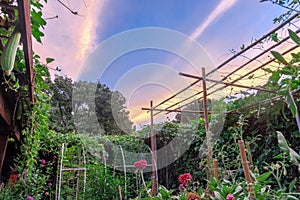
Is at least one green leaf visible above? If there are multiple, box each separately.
[256,171,271,183]
[277,131,300,164]
[271,32,279,42]
[46,57,55,64]
[288,29,300,44]
[277,131,291,153]
[271,51,289,65]
[160,189,169,199]
[269,71,280,83]
[289,179,297,192]
[285,91,297,117]
[286,195,300,200]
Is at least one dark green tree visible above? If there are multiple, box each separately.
[48,75,75,133]
[49,77,133,135]
[95,83,133,135]
[72,80,101,135]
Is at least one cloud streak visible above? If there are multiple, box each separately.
[33,0,107,80]
[190,0,238,40]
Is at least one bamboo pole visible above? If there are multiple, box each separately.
[151,14,300,116]
[150,101,157,197]
[173,45,297,113]
[142,107,212,114]
[118,185,123,200]
[202,67,213,184]
[206,11,300,76]
[238,140,255,199]
[213,159,218,180]
[179,72,277,94]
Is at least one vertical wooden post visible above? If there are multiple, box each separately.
[238,140,255,199]
[18,0,35,104]
[0,134,9,174]
[213,159,218,180]
[118,185,123,200]
[202,68,210,138]
[150,101,157,197]
[202,68,212,180]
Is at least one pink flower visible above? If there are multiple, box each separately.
[48,182,52,187]
[134,160,147,170]
[178,173,192,185]
[27,196,34,200]
[41,159,46,166]
[53,155,57,159]
[178,183,185,191]
[226,194,234,200]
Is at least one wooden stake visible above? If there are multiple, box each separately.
[213,159,218,180]
[238,140,255,199]
[118,185,122,200]
[150,101,157,197]
[202,68,213,181]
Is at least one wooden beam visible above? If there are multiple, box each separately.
[0,92,21,141]
[153,80,201,109]
[0,134,9,174]
[0,125,20,142]
[179,72,277,94]
[0,92,13,126]
[142,107,212,114]
[17,0,35,104]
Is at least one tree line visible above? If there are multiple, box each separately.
[48,75,133,135]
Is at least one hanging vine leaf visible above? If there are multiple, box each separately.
[285,91,297,117]
[277,131,300,165]
[271,51,289,65]
[46,57,55,64]
[288,29,300,45]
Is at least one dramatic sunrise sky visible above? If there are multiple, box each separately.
[33,0,292,126]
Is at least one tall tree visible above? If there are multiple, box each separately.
[49,76,133,135]
[72,80,102,135]
[48,75,75,133]
[95,83,133,135]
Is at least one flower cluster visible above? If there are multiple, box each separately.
[178,173,192,186]
[226,193,234,200]
[41,159,46,167]
[134,159,147,170]
[27,196,34,200]
[187,192,200,200]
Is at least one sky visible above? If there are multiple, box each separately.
[33,0,292,126]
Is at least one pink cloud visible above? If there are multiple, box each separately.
[33,0,107,80]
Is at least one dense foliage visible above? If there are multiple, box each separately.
[49,76,133,135]
[0,0,299,199]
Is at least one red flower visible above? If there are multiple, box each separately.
[178,173,192,185]
[134,160,147,170]
[226,194,234,200]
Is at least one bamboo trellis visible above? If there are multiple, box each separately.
[141,11,300,196]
